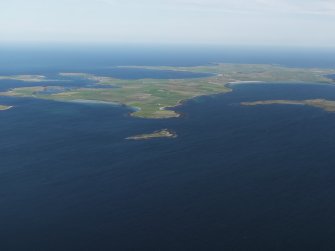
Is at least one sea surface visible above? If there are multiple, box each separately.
[1,45,335,250]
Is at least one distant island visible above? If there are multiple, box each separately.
[0,105,13,111]
[241,99,335,112]
[126,129,177,140]
[1,63,335,119]
[0,75,47,82]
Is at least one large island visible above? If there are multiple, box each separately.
[1,63,335,119]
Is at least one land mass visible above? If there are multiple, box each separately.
[0,105,13,111]
[0,75,47,82]
[126,129,177,140]
[1,63,335,119]
[241,99,335,112]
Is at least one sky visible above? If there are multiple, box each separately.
[1,0,335,47]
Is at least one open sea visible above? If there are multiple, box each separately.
[1,45,335,250]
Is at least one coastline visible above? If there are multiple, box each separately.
[126,129,177,140]
[153,90,234,120]
[226,80,335,89]
[2,63,335,119]
[68,99,121,106]
[241,99,335,112]
[0,105,13,111]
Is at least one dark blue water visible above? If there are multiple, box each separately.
[2,46,335,250]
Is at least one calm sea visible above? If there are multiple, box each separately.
[1,45,335,250]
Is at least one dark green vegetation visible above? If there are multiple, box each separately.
[1,64,335,118]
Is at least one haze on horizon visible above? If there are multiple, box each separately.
[1,0,335,47]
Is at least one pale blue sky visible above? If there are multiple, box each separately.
[1,0,335,46]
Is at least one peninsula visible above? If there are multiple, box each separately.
[0,75,47,82]
[1,63,335,119]
[0,105,13,111]
[241,99,335,112]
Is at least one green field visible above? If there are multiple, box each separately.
[1,63,335,118]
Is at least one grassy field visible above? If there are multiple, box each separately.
[1,63,335,118]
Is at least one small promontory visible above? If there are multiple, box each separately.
[0,105,13,111]
[126,129,177,140]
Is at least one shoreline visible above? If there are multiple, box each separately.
[226,80,335,89]
[154,89,234,120]
[0,105,14,111]
[2,63,335,119]
[68,99,121,106]
[126,129,177,140]
[240,99,335,112]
